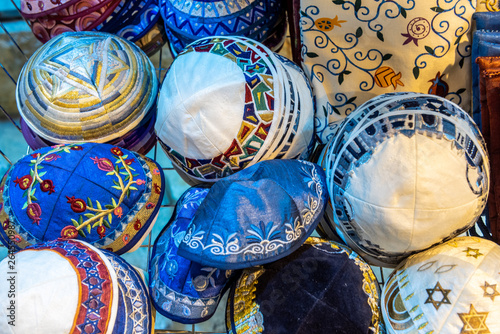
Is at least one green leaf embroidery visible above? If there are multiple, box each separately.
[111,198,117,207]
[106,172,114,176]
[431,6,444,13]
[92,222,100,228]
[425,46,434,55]
[103,220,111,228]
[400,7,407,18]
[87,197,93,208]
[129,186,138,191]
[37,166,43,170]
[355,27,363,38]
[113,180,119,186]
[30,195,38,201]
[108,213,112,225]
[86,224,91,234]
[346,96,357,104]
[29,169,34,177]
[112,186,122,190]
[105,204,114,209]
[128,166,135,172]
[96,200,102,210]
[332,106,341,115]
[22,201,28,210]
[413,66,420,79]
[126,189,130,198]
[78,229,86,238]
[354,0,361,12]
[72,219,79,227]
[306,52,319,58]
[114,165,119,173]
[377,31,384,42]
[132,174,139,177]
[79,216,83,224]
[84,213,95,219]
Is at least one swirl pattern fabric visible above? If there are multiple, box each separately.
[291,0,477,144]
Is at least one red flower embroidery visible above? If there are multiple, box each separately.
[31,153,41,159]
[136,179,145,186]
[66,196,87,213]
[70,145,83,151]
[153,168,160,175]
[61,226,78,239]
[27,203,42,225]
[110,147,123,156]
[13,175,32,190]
[97,226,106,239]
[122,234,130,244]
[124,158,135,165]
[40,179,55,194]
[2,219,9,231]
[11,235,21,243]
[154,183,161,194]
[114,206,123,218]
[91,157,114,172]
[133,219,142,230]
[44,154,61,162]
[146,202,155,209]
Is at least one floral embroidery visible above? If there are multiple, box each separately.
[136,179,145,186]
[133,219,142,230]
[182,161,323,257]
[26,203,42,225]
[13,175,32,190]
[61,147,142,239]
[146,202,155,209]
[40,179,55,194]
[2,219,10,230]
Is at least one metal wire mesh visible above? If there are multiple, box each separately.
[0,4,397,333]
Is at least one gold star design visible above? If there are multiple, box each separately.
[332,15,347,28]
[481,282,500,301]
[458,304,490,334]
[425,281,451,310]
[463,247,483,259]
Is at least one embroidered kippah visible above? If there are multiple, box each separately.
[161,0,287,56]
[178,159,327,270]
[0,238,153,333]
[16,31,158,150]
[155,36,315,184]
[317,92,489,267]
[226,237,382,334]
[382,236,500,334]
[149,185,234,324]
[0,142,165,255]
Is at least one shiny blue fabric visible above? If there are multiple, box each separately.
[471,12,500,128]
[148,186,234,324]
[178,159,328,270]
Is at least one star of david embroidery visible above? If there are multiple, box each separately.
[481,281,500,301]
[425,281,451,310]
[463,247,483,259]
[38,37,129,101]
[458,304,490,334]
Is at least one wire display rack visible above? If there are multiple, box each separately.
[0,1,460,333]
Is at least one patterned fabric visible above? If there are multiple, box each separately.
[226,237,383,334]
[471,12,500,130]
[382,236,500,334]
[160,0,286,55]
[0,239,118,333]
[104,251,153,334]
[155,36,315,184]
[178,159,327,270]
[149,186,234,324]
[291,0,477,144]
[317,92,489,267]
[16,31,158,149]
[476,56,500,244]
[0,143,165,255]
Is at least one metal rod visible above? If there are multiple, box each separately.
[0,20,28,60]
[0,147,13,166]
[0,60,17,85]
[0,105,21,132]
